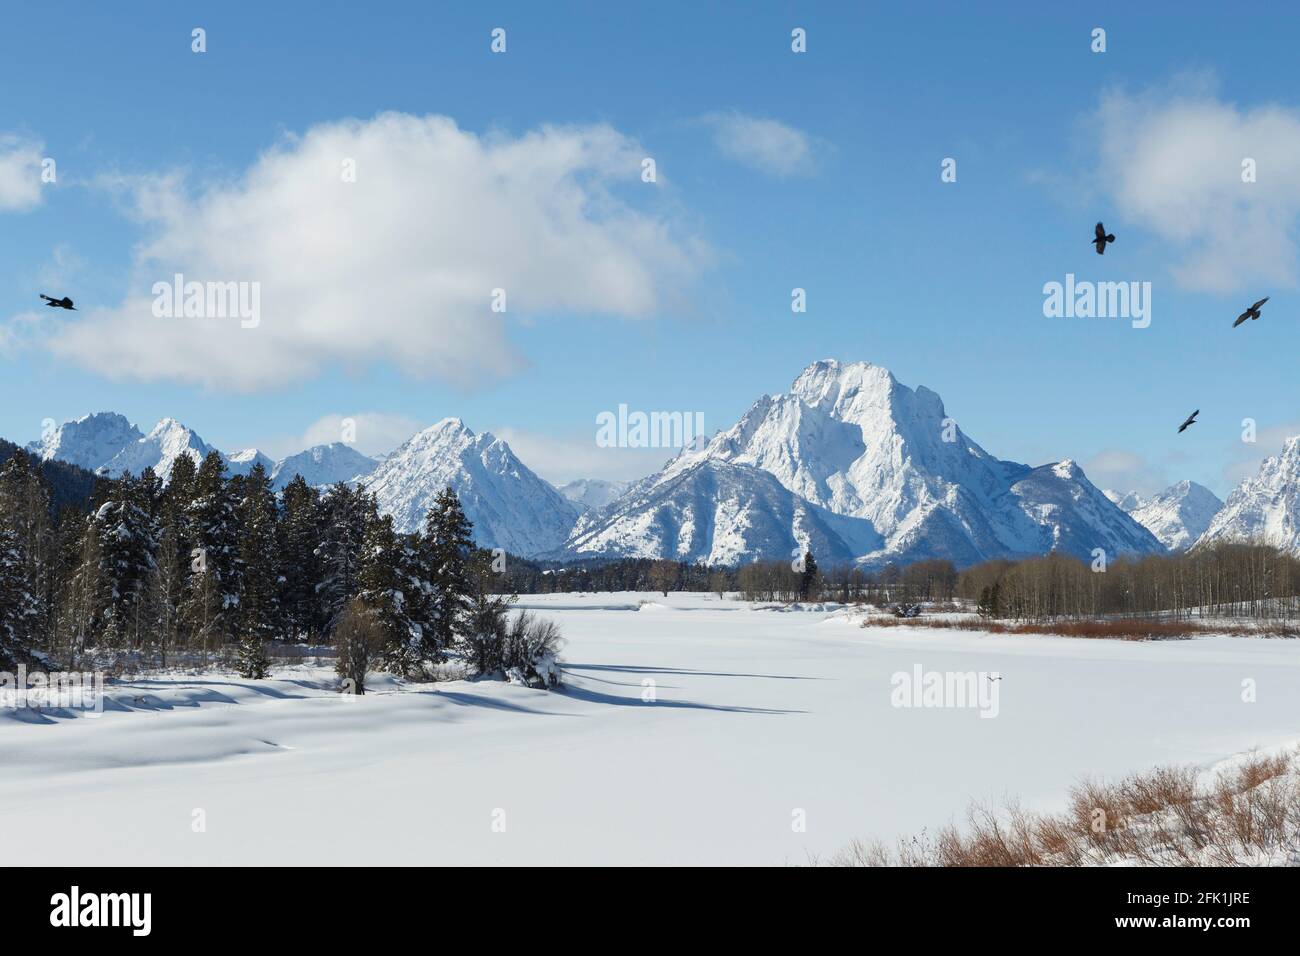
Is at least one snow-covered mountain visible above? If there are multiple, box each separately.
[1197,437,1300,553]
[1105,481,1223,552]
[566,360,1163,567]
[225,448,277,478]
[362,418,578,554]
[564,458,880,566]
[271,443,378,491]
[557,478,630,513]
[1104,489,1147,512]
[100,418,215,481]
[27,412,143,472]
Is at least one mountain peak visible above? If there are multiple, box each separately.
[27,412,143,472]
[362,418,576,553]
[574,359,1160,568]
[1199,435,1300,551]
[99,417,212,481]
[270,443,378,490]
[1052,459,1081,480]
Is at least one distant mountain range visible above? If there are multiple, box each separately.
[564,360,1163,567]
[28,412,379,489]
[1104,481,1223,552]
[21,359,1300,566]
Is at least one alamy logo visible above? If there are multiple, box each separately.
[152,273,261,328]
[0,666,104,715]
[50,887,151,936]
[890,665,1000,719]
[596,405,705,449]
[1042,273,1151,329]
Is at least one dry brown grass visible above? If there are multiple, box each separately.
[827,749,1300,867]
[861,614,1300,641]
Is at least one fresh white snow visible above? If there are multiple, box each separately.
[1106,480,1224,552]
[270,442,378,490]
[570,360,1163,567]
[3,592,1296,865]
[557,478,630,513]
[1199,436,1300,553]
[362,417,577,551]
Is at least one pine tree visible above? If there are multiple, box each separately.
[798,550,820,602]
[461,547,516,676]
[92,471,159,649]
[276,476,322,642]
[235,464,280,668]
[228,463,278,678]
[315,484,374,631]
[181,452,237,655]
[0,455,51,668]
[421,486,474,659]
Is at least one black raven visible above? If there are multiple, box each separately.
[1092,222,1115,255]
[40,294,76,310]
[1233,297,1269,328]
[1178,410,1199,434]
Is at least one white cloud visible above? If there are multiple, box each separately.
[1092,77,1300,292]
[46,113,709,392]
[0,134,44,211]
[492,426,668,485]
[702,111,815,178]
[265,411,424,459]
[0,310,45,358]
[1083,448,1170,498]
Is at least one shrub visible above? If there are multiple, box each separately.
[502,611,564,688]
[333,598,388,695]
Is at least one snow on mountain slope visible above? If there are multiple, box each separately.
[363,418,578,554]
[224,448,276,478]
[1007,460,1170,559]
[558,478,630,513]
[1106,481,1223,552]
[562,458,882,565]
[99,418,215,481]
[1198,437,1300,553]
[571,360,1162,568]
[271,443,378,490]
[26,412,142,471]
[1104,489,1147,512]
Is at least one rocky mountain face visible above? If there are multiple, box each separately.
[362,418,578,555]
[1105,481,1224,552]
[562,360,1163,568]
[1197,438,1300,553]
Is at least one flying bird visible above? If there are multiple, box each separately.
[1233,297,1269,328]
[39,294,76,310]
[1092,222,1115,255]
[1178,410,1199,434]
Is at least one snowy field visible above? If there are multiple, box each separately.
[3,592,1298,866]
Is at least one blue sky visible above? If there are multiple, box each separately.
[2,1,1299,495]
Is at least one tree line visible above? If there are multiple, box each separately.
[959,545,1300,621]
[0,450,560,689]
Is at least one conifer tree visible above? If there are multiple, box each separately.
[421,486,474,658]
[88,472,157,649]
[0,455,51,668]
[236,464,280,641]
[461,547,516,676]
[230,463,278,677]
[798,550,820,602]
[276,476,322,641]
[315,483,374,630]
[181,452,237,653]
